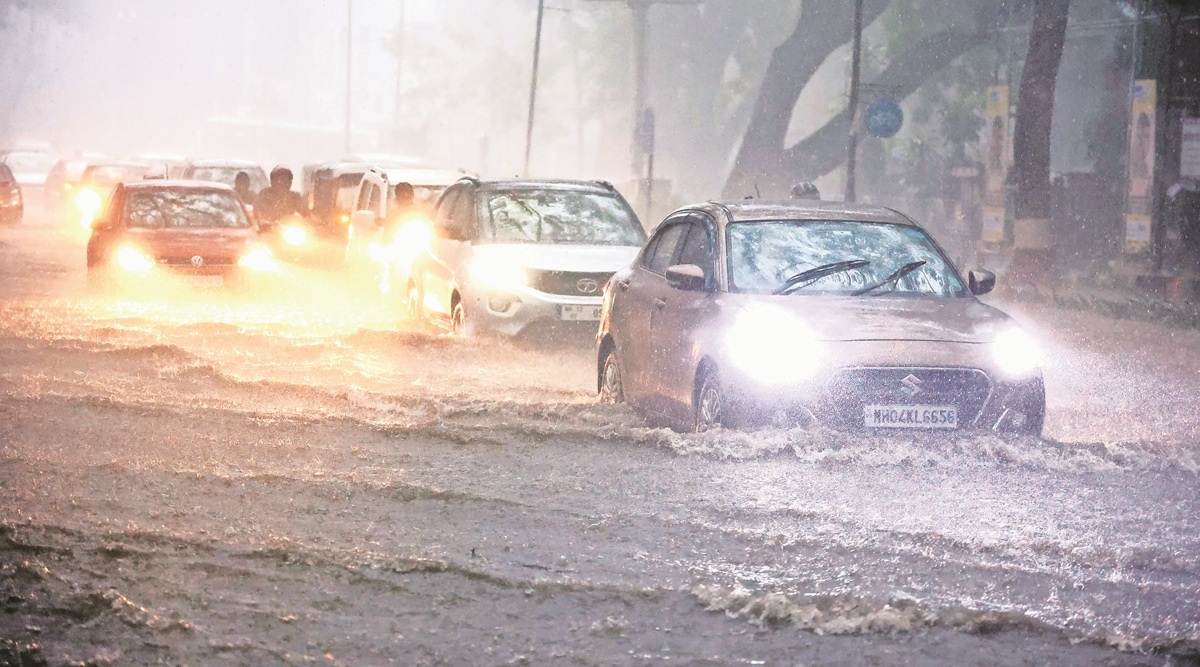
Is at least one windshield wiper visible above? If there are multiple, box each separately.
[851,260,927,296]
[774,259,870,295]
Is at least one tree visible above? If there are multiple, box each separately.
[723,0,1030,198]
[1009,0,1070,276]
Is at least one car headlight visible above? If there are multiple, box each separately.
[471,255,526,291]
[238,246,280,273]
[283,225,308,246]
[116,246,154,273]
[992,327,1043,378]
[76,189,103,228]
[726,306,825,384]
[393,218,432,262]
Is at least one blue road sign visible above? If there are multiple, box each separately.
[864,98,904,139]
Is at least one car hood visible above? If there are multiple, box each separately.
[475,243,640,273]
[126,227,257,257]
[734,293,1015,344]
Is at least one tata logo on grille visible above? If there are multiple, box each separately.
[900,374,923,397]
[576,278,599,294]
[190,255,205,268]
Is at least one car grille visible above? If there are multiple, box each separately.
[825,367,993,427]
[159,255,236,267]
[525,270,613,297]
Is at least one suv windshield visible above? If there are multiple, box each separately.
[727,220,966,297]
[481,189,644,246]
[125,189,250,229]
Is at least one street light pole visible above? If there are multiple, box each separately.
[345,0,354,155]
[523,0,547,177]
[844,0,864,203]
[392,0,407,151]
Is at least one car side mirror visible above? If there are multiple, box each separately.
[969,269,996,296]
[666,264,707,291]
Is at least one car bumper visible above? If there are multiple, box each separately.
[461,284,603,337]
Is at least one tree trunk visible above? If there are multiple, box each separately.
[723,0,891,199]
[1010,0,1070,278]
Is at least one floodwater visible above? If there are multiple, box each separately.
[1,214,1198,666]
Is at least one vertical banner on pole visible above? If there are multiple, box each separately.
[1124,79,1157,253]
[981,85,1010,243]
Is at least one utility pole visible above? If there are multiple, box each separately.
[844,0,864,203]
[524,0,547,177]
[584,0,700,173]
[345,0,354,154]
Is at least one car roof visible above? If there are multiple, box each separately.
[184,159,263,169]
[467,178,620,194]
[685,199,918,226]
[84,160,152,169]
[121,179,237,192]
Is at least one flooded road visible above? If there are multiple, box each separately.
[2,218,1198,665]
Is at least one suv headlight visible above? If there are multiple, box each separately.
[992,327,1043,378]
[471,256,526,291]
[726,307,825,384]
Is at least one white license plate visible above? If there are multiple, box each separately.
[864,405,958,429]
[559,304,602,321]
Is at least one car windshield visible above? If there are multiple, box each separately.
[481,189,644,246]
[2,152,56,174]
[727,220,967,297]
[125,189,250,229]
[189,167,268,192]
[83,165,150,185]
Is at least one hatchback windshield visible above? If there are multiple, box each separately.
[481,190,644,246]
[727,220,966,297]
[125,189,250,229]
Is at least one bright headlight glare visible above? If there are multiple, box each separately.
[76,189,102,215]
[471,256,526,290]
[992,327,1043,377]
[116,247,153,273]
[238,247,279,273]
[726,307,823,384]
[393,218,432,261]
[283,225,307,246]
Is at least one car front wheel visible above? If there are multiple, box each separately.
[694,369,725,432]
[599,349,624,403]
[451,302,470,337]
[406,285,424,321]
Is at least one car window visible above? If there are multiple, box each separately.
[675,220,715,275]
[0,165,13,182]
[434,186,461,225]
[450,189,477,237]
[125,189,251,229]
[480,189,643,246]
[726,220,967,297]
[643,223,687,275]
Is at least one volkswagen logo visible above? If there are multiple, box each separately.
[576,278,599,294]
[899,374,923,397]
[190,255,204,268]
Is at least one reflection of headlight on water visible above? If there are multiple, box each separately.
[116,247,154,273]
[471,255,527,291]
[992,327,1043,377]
[726,307,825,384]
[283,225,308,246]
[238,247,280,273]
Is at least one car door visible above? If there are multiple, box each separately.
[651,214,721,422]
[619,219,687,412]
[425,184,477,320]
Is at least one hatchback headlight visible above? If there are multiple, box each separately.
[726,307,825,384]
[116,246,154,273]
[992,327,1043,378]
[238,246,279,273]
[283,225,308,246]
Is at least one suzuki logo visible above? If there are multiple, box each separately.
[900,374,923,397]
[190,255,204,268]
[576,278,599,294]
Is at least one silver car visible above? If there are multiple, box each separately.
[597,200,1046,435]
[408,179,646,337]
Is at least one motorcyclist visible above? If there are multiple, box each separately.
[254,166,308,224]
[384,182,429,234]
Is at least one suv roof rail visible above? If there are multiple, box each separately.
[594,180,616,191]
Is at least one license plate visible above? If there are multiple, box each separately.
[864,405,958,429]
[559,304,602,321]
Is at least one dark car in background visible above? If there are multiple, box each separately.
[0,164,22,224]
[596,200,1045,435]
[86,181,277,287]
